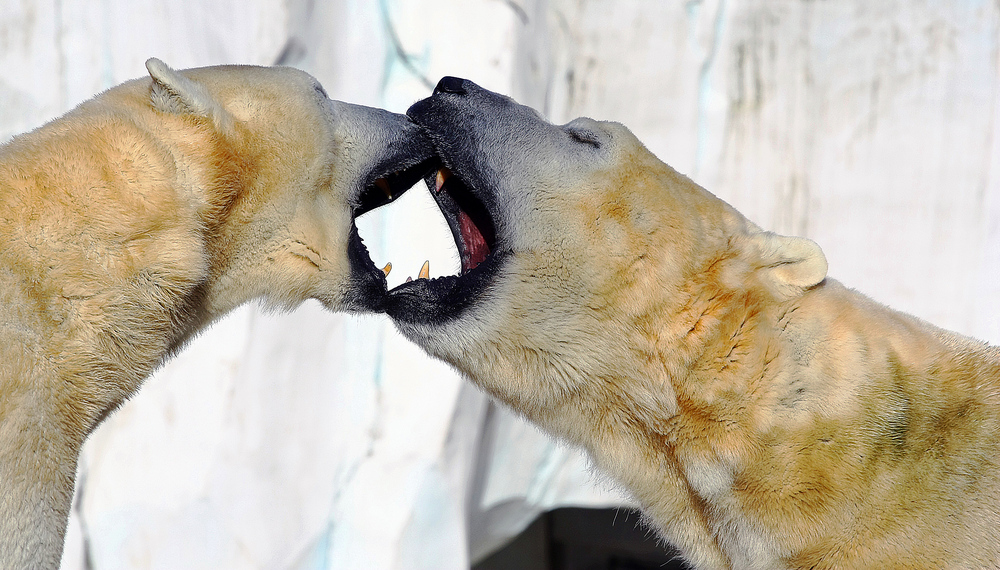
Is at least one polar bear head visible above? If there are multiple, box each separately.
[387,77,827,419]
[138,59,435,321]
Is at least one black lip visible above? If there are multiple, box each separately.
[344,127,438,313]
[355,155,440,218]
[383,249,507,323]
[423,169,497,275]
[345,222,388,311]
[383,78,508,325]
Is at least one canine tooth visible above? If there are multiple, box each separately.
[418,260,430,279]
[382,262,392,276]
[406,276,413,283]
[375,178,392,199]
[435,168,451,193]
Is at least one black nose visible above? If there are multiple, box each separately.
[434,76,467,95]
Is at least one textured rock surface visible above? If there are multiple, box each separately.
[1,1,996,568]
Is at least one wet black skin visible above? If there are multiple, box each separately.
[381,77,525,325]
[343,105,438,312]
[359,77,603,323]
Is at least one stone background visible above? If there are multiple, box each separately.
[1,1,997,568]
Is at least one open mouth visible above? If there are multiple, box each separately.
[345,154,439,311]
[378,161,506,324]
[349,80,508,321]
[428,166,496,276]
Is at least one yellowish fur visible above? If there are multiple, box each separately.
[0,59,413,568]
[400,91,1000,568]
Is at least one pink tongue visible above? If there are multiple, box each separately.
[458,210,490,273]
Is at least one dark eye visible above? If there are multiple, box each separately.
[568,128,601,149]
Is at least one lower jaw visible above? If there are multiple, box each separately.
[343,223,390,313]
[384,250,507,325]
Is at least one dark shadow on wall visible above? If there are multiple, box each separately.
[473,507,693,570]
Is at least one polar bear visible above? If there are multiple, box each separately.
[0,59,435,568]
[385,77,1000,569]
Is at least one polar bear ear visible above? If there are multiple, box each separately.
[145,58,232,131]
[749,231,828,299]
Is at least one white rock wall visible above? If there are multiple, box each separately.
[0,1,996,568]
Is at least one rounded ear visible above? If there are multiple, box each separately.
[145,58,232,132]
[750,230,828,299]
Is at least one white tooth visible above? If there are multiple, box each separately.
[382,262,392,277]
[435,168,451,193]
[405,276,413,283]
[375,178,392,199]
[418,260,430,279]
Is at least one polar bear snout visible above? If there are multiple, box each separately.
[391,77,633,331]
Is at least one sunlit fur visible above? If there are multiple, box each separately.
[0,60,395,568]
[399,116,1000,569]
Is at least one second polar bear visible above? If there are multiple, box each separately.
[387,78,1000,569]
[0,60,435,568]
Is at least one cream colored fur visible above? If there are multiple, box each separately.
[398,87,1000,569]
[0,59,414,568]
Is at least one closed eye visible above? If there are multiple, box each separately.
[315,83,329,99]
[568,128,601,149]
